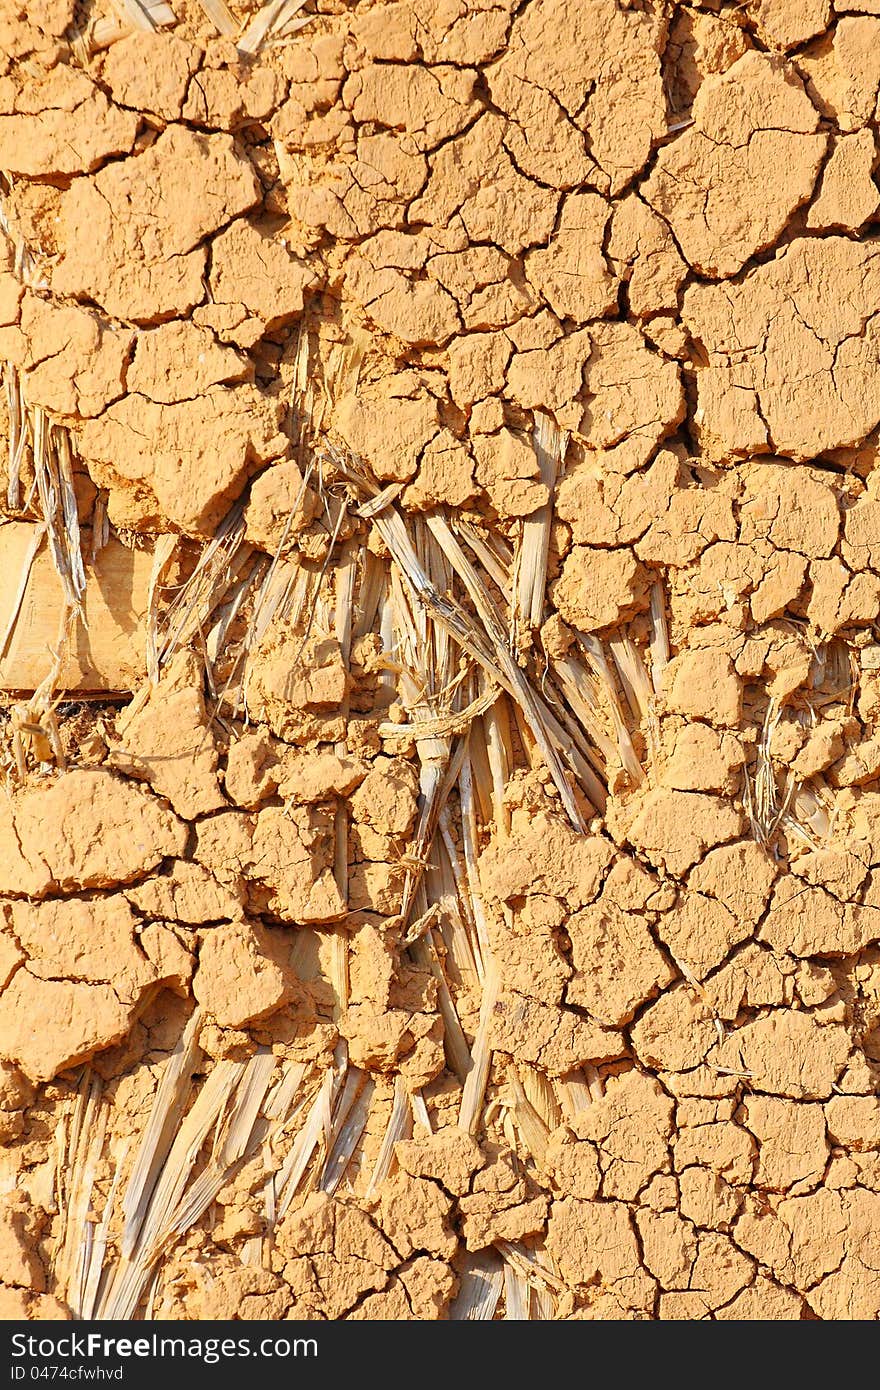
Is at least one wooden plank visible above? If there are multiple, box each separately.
[0,522,151,694]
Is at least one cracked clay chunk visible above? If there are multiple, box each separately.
[551,322,685,474]
[589,325,684,471]
[489,989,624,1076]
[840,480,880,574]
[125,321,249,405]
[0,801,52,899]
[375,1171,458,1261]
[248,806,347,924]
[394,1130,484,1197]
[111,663,226,820]
[525,193,617,322]
[798,16,880,134]
[79,382,286,537]
[683,236,880,462]
[738,461,841,558]
[349,1258,456,1322]
[662,648,743,727]
[126,859,244,925]
[711,1012,851,1100]
[193,919,298,1029]
[345,242,462,348]
[566,902,675,1026]
[457,1150,548,1250]
[804,1191,880,1320]
[5,770,185,896]
[479,816,613,909]
[743,1095,829,1192]
[101,32,201,122]
[643,52,827,277]
[627,789,744,877]
[0,295,133,421]
[275,1193,397,1319]
[661,724,745,794]
[487,0,667,193]
[657,891,750,981]
[574,1070,674,1201]
[471,428,550,518]
[630,984,717,1073]
[551,546,646,633]
[758,876,880,957]
[6,896,160,1003]
[208,220,318,334]
[335,375,439,483]
[546,1198,655,1315]
[0,958,155,1085]
[409,114,559,260]
[0,64,137,177]
[0,1195,47,1293]
[343,62,479,153]
[748,0,832,51]
[687,841,777,925]
[51,125,261,323]
[607,194,688,321]
[350,757,420,837]
[825,1094,880,1152]
[244,461,322,554]
[0,889,184,1084]
[735,1187,880,1319]
[807,130,880,231]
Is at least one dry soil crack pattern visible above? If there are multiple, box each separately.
[2,0,880,1323]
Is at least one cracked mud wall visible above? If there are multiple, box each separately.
[4,0,880,1321]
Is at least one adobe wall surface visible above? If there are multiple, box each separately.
[3,0,880,1320]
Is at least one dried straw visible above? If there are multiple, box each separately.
[320,1069,373,1195]
[649,580,670,692]
[744,698,794,846]
[90,4,176,52]
[458,956,500,1135]
[238,0,311,54]
[450,1252,504,1319]
[4,364,27,509]
[365,1076,412,1198]
[110,0,159,31]
[197,0,237,34]
[0,522,45,662]
[513,411,566,649]
[31,409,86,617]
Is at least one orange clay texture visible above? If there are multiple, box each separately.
[4,0,880,1323]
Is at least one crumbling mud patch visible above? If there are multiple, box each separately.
[3,0,880,1322]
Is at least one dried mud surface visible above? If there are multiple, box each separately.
[4,0,880,1322]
